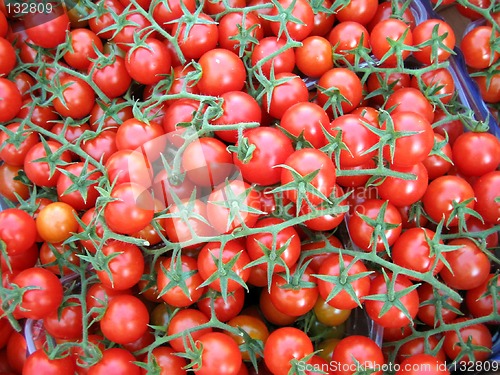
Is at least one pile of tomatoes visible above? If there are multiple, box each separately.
[0,0,499,374]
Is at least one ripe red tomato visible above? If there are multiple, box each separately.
[316,253,371,310]
[462,26,499,69]
[197,49,246,96]
[207,180,262,234]
[246,217,301,274]
[378,162,429,207]
[115,118,166,162]
[452,132,500,177]
[365,273,419,329]
[157,255,205,307]
[386,88,434,123]
[12,267,63,320]
[348,199,402,252]
[316,68,363,115]
[0,78,22,122]
[197,288,245,322]
[466,274,500,319]
[412,19,455,64]
[172,13,219,60]
[0,36,15,76]
[90,55,132,99]
[233,127,294,186]
[166,308,212,352]
[103,183,155,235]
[422,133,453,180]
[411,68,455,105]
[56,162,102,211]
[52,77,96,119]
[331,335,384,375]
[443,318,492,362]
[24,5,70,49]
[295,36,334,77]
[281,102,329,148]
[0,208,36,255]
[88,348,141,375]
[417,282,461,328]
[194,332,242,375]
[100,294,149,345]
[262,73,309,119]
[125,38,172,85]
[474,171,500,224]
[439,238,490,290]
[281,148,336,206]
[269,0,314,41]
[422,175,475,227]
[23,349,76,375]
[263,327,313,375]
[370,19,413,67]
[64,29,104,71]
[142,346,187,375]
[328,21,370,65]
[397,336,447,364]
[251,36,295,78]
[43,297,83,340]
[396,354,449,375]
[218,11,263,54]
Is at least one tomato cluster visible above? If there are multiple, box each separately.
[0,0,499,374]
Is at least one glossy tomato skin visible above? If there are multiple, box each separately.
[233,127,294,186]
[386,88,434,123]
[88,348,141,375]
[412,19,455,65]
[396,354,449,375]
[173,13,218,60]
[251,36,295,78]
[378,162,428,207]
[43,297,83,340]
[0,208,36,255]
[24,6,70,49]
[422,176,475,227]
[103,183,155,235]
[365,273,419,329]
[246,217,301,273]
[443,318,492,362]
[157,255,205,307]
[262,73,309,119]
[52,77,96,119]
[263,327,313,375]
[36,202,79,244]
[100,295,149,345]
[64,29,104,71]
[197,287,245,322]
[0,123,39,167]
[328,21,370,65]
[331,335,384,375]
[280,102,329,148]
[295,36,333,77]
[56,162,102,211]
[23,349,76,375]
[12,267,63,320]
[125,38,171,85]
[195,332,242,375]
[439,238,490,290]
[218,12,263,53]
[417,282,461,328]
[461,26,499,69]
[370,19,413,66]
[141,346,187,375]
[316,68,363,115]
[269,0,314,41]
[348,199,402,252]
[167,309,212,352]
[397,336,447,364]
[24,141,72,187]
[227,315,270,361]
[197,49,246,96]
[466,274,500,319]
[452,132,500,177]
[317,253,371,310]
[474,171,500,224]
[392,228,444,278]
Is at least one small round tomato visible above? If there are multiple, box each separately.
[281,102,329,148]
[474,171,500,224]
[100,294,149,345]
[397,335,447,364]
[370,19,413,67]
[0,164,30,201]
[365,273,419,329]
[462,26,499,69]
[422,175,475,227]
[56,162,102,211]
[439,238,490,290]
[0,78,23,123]
[262,73,309,119]
[64,28,104,71]
[105,149,154,188]
[23,349,76,375]
[36,202,79,244]
[172,13,218,60]
[103,183,155,235]
[115,118,166,162]
[142,346,187,375]
[392,228,444,278]
[218,12,263,54]
[53,77,96,119]
[246,217,301,274]
[125,38,172,85]
[24,5,70,49]
[90,55,132,99]
[328,21,370,65]
[377,162,428,207]
[197,288,245,322]
[194,332,242,375]
[412,19,455,64]
[443,318,492,362]
[386,88,434,123]
[422,133,453,180]
[466,274,500,319]
[88,348,141,375]
[227,315,269,361]
[0,37,16,76]
[263,327,313,375]
[348,199,402,252]
[316,253,371,310]
[452,132,500,177]
[396,354,449,375]
[23,141,72,187]
[157,255,205,308]
[295,36,333,77]
[411,68,455,105]
[417,283,461,328]
[0,208,36,255]
[43,297,83,340]
[251,36,295,78]
[269,0,314,41]
[198,49,246,96]
[331,336,384,375]
[316,68,363,115]
[13,267,63,320]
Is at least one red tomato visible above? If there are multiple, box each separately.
[197,288,246,322]
[396,354,449,375]
[100,295,149,345]
[417,282,461,328]
[397,336,447,364]
[370,19,413,67]
[157,255,205,307]
[261,73,309,120]
[422,133,453,180]
[295,36,334,77]
[422,176,475,227]
[125,38,172,85]
[378,162,429,207]
[115,118,166,162]
[194,332,242,375]
[12,267,63,320]
[439,238,490,290]
[474,171,500,224]
[172,13,218,60]
[462,26,499,69]
[466,274,500,319]
[23,349,75,375]
[331,335,384,375]
[103,183,155,235]
[348,199,402,252]
[316,253,371,310]
[281,148,336,206]
[64,29,104,71]
[52,77,96,119]
[412,19,455,64]
[246,217,301,274]
[269,0,314,41]
[105,149,154,188]
[452,132,500,177]
[88,348,141,375]
[90,55,132,99]
[443,318,492,362]
[24,5,69,49]
[56,162,102,211]
[335,0,378,25]
[263,327,313,375]
[411,68,455,105]
[0,208,36,255]
[386,88,434,123]
[328,21,370,65]
[0,37,15,76]
[365,273,419,329]
[198,49,247,96]
[316,68,363,115]
[233,127,294,186]
[0,78,22,122]
[43,297,83,340]
[280,102,329,148]
[251,36,295,78]
[141,346,187,375]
